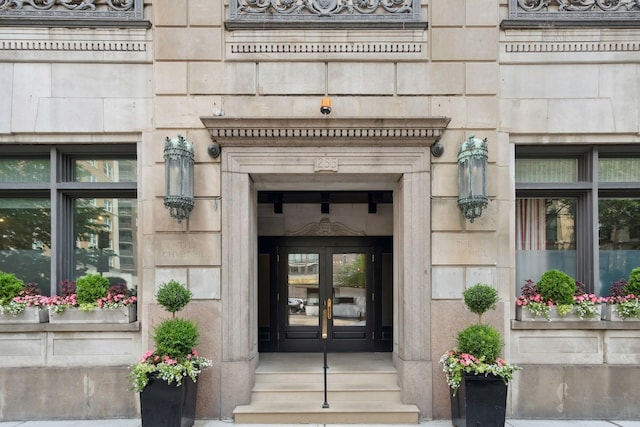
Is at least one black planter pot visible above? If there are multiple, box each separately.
[450,372,508,427]
[140,375,198,427]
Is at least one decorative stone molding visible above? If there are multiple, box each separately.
[287,217,365,236]
[201,117,451,148]
[0,0,147,27]
[226,0,425,30]
[504,0,640,28]
[229,42,423,55]
[0,39,147,52]
[504,41,640,53]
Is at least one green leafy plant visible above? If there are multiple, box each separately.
[156,279,193,317]
[440,283,520,395]
[456,324,502,362]
[0,272,25,306]
[556,303,574,317]
[154,318,199,359]
[128,280,211,393]
[75,274,110,306]
[626,267,640,296]
[463,283,499,324]
[537,269,576,305]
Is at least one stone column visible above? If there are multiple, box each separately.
[393,158,433,418]
[219,163,259,418]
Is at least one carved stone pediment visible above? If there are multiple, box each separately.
[287,217,365,236]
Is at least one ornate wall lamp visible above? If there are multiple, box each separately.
[457,135,488,223]
[164,135,195,223]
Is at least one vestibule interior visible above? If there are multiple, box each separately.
[256,190,394,353]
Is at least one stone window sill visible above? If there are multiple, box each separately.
[0,322,140,333]
[511,320,640,330]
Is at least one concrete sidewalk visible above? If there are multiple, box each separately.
[2,420,640,427]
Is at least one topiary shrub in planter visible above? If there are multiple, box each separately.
[75,273,110,306]
[516,271,604,321]
[440,283,520,427]
[537,269,576,307]
[129,280,211,427]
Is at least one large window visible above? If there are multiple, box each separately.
[516,146,640,296]
[0,145,137,295]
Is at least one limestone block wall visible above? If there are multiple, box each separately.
[0,22,153,421]
[510,324,640,419]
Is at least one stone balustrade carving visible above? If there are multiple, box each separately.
[228,0,423,27]
[0,0,144,23]
[508,0,640,22]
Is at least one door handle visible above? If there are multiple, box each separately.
[327,298,332,320]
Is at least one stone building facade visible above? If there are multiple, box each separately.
[1,0,640,422]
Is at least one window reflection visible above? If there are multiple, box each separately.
[74,159,136,183]
[332,253,366,327]
[599,198,640,296]
[0,159,50,183]
[516,198,577,292]
[0,198,51,293]
[287,253,318,326]
[74,198,137,290]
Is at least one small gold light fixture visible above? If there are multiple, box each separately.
[164,135,195,223]
[320,97,332,115]
[457,135,488,223]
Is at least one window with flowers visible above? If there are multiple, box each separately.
[0,144,137,296]
[516,145,640,297]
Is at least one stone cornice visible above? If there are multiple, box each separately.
[200,117,451,147]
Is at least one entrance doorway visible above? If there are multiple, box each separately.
[259,236,392,353]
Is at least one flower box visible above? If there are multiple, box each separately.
[49,304,137,324]
[601,303,640,321]
[516,305,602,322]
[0,306,49,324]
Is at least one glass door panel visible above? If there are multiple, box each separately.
[287,252,319,327]
[332,252,367,327]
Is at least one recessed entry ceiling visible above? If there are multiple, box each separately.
[257,191,393,205]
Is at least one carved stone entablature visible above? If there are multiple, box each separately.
[226,0,426,30]
[505,41,640,54]
[287,218,365,236]
[229,43,423,55]
[200,117,451,148]
[505,0,640,27]
[0,0,147,27]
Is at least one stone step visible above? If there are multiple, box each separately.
[233,400,420,424]
[233,353,419,424]
[249,387,403,403]
[254,370,399,386]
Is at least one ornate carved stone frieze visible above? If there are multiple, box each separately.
[506,0,640,26]
[227,0,425,29]
[287,218,365,236]
[0,0,145,25]
[200,117,451,148]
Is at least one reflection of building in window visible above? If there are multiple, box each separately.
[545,199,575,251]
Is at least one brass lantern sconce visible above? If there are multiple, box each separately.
[164,135,195,223]
[457,135,488,223]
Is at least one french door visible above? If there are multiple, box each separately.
[258,236,392,352]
